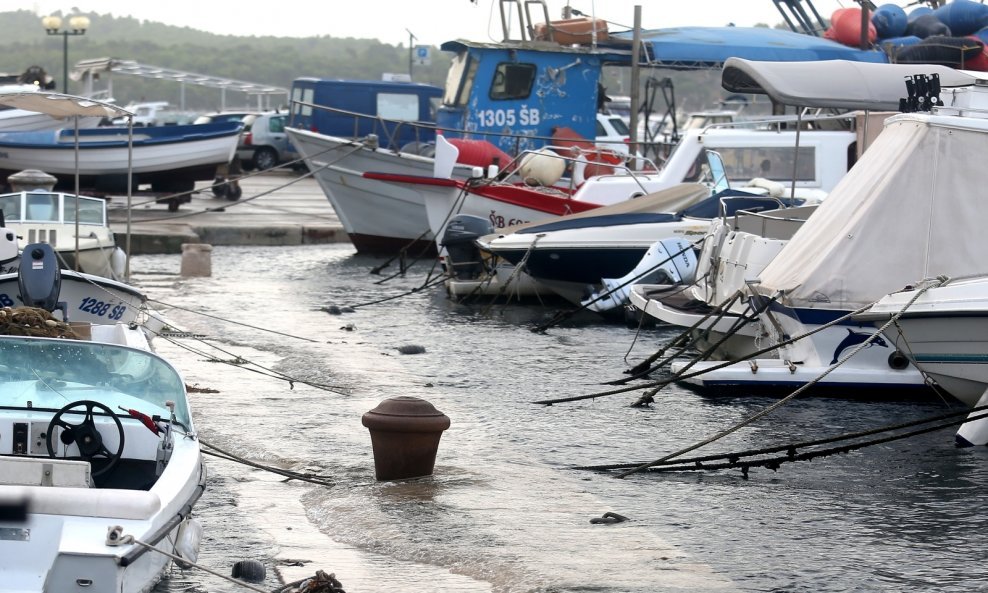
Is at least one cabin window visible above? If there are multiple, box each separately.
[443,52,477,107]
[63,197,105,225]
[685,146,817,184]
[25,193,58,222]
[0,195,20,220]
[489,62,535,100]
[376,93,420,121]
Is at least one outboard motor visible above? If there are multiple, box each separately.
[440,214,494,280]
[18,243,66,318]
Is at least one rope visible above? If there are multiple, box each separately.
[612,277,948,478]
[578,407,988,475]
[122,143,361,223]
[531,294,874,406]
[115,535,269,593]
[148,299,318,342]
[348,273,448,309]
[611,288,743,385]
[197,437,336,487]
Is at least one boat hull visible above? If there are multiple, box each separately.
[0,122,241,192]
[289,127,464,255]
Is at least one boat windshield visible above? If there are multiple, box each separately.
[0,336,190,426]
[0,191,106,225]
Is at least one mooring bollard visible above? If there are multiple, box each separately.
[180,243,213,277]
[361,396,451,481]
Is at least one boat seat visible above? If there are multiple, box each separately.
[0,484,162,520]
[0,455,93,488]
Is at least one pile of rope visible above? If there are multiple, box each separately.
[0,307,81,339]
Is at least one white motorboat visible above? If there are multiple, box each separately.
[862,276,988,407]
[861,276,988,445]
[0,187,126,279]
[654,58,988,397]
[0,243,205,593]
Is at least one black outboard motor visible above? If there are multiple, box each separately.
[18,243,66,318]
[441,214,494,280]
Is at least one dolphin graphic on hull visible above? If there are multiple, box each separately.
[830,328,888,365]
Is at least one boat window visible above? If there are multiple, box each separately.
[292,87,313,117]
[62,196,106,225]
[443,52,477,107]
[685,146,817,184]
[0,195,20,220]
[376,93,420,121]
[0,336,191,427]
[489,62,535,100]
[25,193,58,221]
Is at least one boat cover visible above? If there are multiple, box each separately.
[0,91,128,119]
[720,58,980,111]
[610,27,890,69]
[751,114,988,311]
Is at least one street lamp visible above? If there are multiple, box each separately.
[42,13,90,94]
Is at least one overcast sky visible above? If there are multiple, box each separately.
[23,0,874,46]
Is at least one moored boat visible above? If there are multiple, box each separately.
[0,242,205,593]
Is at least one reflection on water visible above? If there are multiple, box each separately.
[142,244,988,593]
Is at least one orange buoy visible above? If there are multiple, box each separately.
[447,139,512,169]
[824,7,877,47]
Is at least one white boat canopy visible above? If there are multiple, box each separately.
[752,113,988,311]
[720,58,980,111]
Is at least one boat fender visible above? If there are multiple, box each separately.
[518,148,565,187]
[231,558,267,583]
[888,351,910,370]
[110,247,127,280]
[174,518,203,569]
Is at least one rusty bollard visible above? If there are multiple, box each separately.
[361,396,450,481]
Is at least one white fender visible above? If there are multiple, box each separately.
[583,238,697,314]
[956,387,988,446]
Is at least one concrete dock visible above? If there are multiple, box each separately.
[107,168,349,254]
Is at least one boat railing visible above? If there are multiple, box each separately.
[290,99,661,169]
[728,204,817,241]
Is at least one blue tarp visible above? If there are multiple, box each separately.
[610,27,890,69]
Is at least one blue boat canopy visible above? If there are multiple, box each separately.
[610,27,890,69]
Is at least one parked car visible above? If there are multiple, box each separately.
[236,112,299,170]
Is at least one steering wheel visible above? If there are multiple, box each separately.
[46,400,125,478]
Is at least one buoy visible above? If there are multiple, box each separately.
[517,148,565,186]
[361,396,451,481]
[873,4,908,38]
[179,243,212,277]
[824,8,877,47]
[934,0,988,36]
[231,559,266,583]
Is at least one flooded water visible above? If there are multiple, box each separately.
[140,243,988,593]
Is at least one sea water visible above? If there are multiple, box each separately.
[142,243,988,593]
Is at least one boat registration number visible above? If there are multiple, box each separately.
[476,107,540,128]
[0,293,127,320]
[0,527,29,541]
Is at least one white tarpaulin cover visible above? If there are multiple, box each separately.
[753,113,988,311]
[0,92,128,119]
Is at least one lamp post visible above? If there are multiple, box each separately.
[41,14,90,94]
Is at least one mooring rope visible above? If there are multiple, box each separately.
[576,406,988,475]
[610,277,948,478]
[532,294,877,406]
